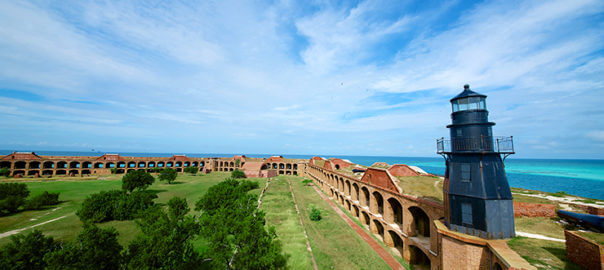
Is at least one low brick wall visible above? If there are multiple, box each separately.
[513,202,556,217]
[564,230,603,270]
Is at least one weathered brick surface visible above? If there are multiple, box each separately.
[441,236,489,269]
[361,168,400,193]
[513,202,555,217]
[565,230,603,270]
[388,164,420,177]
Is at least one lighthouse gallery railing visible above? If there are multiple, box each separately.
[437,136,514,154]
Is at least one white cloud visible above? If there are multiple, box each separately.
[0,0,602,158]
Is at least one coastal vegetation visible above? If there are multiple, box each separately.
[158,168,178,183]
[0,173,286,269]
[231,169,246,179]
[0,172,600,269]
[0,183,60,215]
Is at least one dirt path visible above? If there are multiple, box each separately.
[287,179,319,270]
[310,184,405,270]
[0,214,70,239]
[515,231,565,242]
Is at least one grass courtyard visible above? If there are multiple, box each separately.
[0,172,262,247]
[0,173,392,269]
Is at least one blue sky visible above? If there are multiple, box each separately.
[0,0,603,159]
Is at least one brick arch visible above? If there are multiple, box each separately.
[408,206,430,237]
[14,161,26,169]
[372,219,385,241]
[43,161,54,169]
[386,197,403,227]
[361,186,370,207]
[388,230,404,257]
[352,183,360,201]
[352,205,360,217]
[361,211,371,227]
[138,161,146,168]
[69,161,80,169]
[82,161,92,168]
[29,161,41,169]
[371,191,384,216]
[345,180,351,196]
[127,161,136,168]
[409,245,431,268]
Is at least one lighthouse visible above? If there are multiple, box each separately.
[437,84,515,239]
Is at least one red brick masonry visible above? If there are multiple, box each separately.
[513,202,555,217]
[564,230,603,270]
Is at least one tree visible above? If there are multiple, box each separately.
[77,190,156,223]
[159,168,177,184]
[235,159,241,167]
[24,191,60,210]
[184,166,198,175]
[0,168,9,177]
[231,169,246,179]
[122,170,155,192]
[76,190,123,223]
[309,207,321,221]
[0,183,30,215]
[0,230,58,270]
[45,224,122,269]
[196,179,285,269]
[125,197,204,269]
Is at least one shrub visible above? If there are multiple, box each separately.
[77,190,123,223]
[0,168,9,177]
[77,190,156,223]
[110,168,117,174]
[309,207,321,221]
[0,183,29,215]
[122,170,155,192]
[24,191,60,210]
[183,166,198,175]
[302,179,313,186]
[125,197,203,269]
[45,224,122,269]
[0,229,59,270]
[113,191,157,220]
[150,167,162,173]
[158,168,177,184]
[231,169,246,179]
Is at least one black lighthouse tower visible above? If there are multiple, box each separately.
[438,84,515,239]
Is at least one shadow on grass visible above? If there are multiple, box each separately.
[543,247,582,270]
[145,189,168,196]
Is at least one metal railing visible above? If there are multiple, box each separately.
[437,136,514,154]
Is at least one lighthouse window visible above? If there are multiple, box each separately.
[461,163,471,182]
[468,97,479,110]
[461,203,473,226]
[458,98,469,111]
[456,129,462,137]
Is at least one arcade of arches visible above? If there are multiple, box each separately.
[304,163,530,270]
[1,152,302,178]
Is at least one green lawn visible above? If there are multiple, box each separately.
[507,237,581,270]
[0,172,264,247]
[260,177,314,270]
[396,175,443,202]
[287,176,390,270]
[514,217,566,239]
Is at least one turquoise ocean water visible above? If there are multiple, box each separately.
[2,150,603,200]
